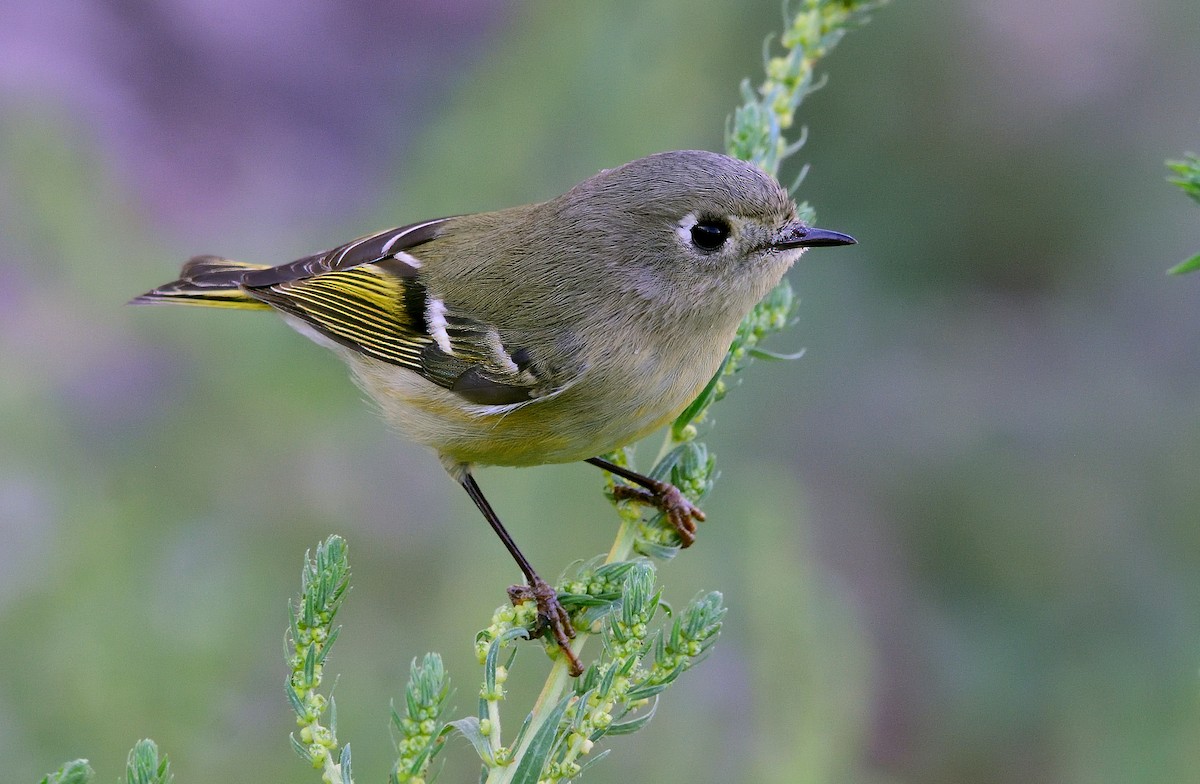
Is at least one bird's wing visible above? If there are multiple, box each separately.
[242,220,571,407]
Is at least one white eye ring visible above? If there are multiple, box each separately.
[676,212,699,245]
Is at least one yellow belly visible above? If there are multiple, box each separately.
[345,351,716,468]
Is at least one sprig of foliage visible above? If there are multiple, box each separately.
[124,740,172,784]
[1167,153,1200,274]
[389,653,453,784]
[285,536,353,784]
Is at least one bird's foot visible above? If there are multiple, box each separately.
[508,577,583,676]
[611,481,706,547]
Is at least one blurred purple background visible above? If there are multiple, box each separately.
[0,0,507,234]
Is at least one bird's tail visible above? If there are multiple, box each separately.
[129,256,273,310]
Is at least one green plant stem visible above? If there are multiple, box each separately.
[486,694,503,758]
[604,515,639,563]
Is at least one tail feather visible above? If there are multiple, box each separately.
[129,255,272,310]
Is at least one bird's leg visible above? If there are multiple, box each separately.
[585,456,706,548]
[459,471,584,677]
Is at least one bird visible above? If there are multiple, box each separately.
[131,149,856,675]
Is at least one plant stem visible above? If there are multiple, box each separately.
[604,515,639,563]
[486,694,503,757]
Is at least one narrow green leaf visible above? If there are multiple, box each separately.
[632,541,681,560]
[623,679,674,702]
[508,694,573,784]
[575,601,620,630]
[509,711,533,757]
[290,733,312,762]
[1168,252,1200,275]
[406,680,421,720]
[600,697,659,737]
[390,701,404,732]
[288,602,300,650]
[318,625,341,665]
[596,664,619,701]
[747,346,806,361]
[484,633,502,695]
[448,716,495,765]
[649,444,690,483]
[303,640,316,686]
[284,680,305,718]
[502,625,531,642]
[671,355,730,438]
[557,593,617,608]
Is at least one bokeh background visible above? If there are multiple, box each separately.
[3,1,1200,782]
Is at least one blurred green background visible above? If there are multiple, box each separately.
[3,1,1200,782]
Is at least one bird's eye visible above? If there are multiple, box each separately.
[690,219,731,251]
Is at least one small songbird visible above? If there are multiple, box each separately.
[131,149,855,674]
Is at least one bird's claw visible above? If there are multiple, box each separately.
[610,480,706,547]
[508,577,583,676]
